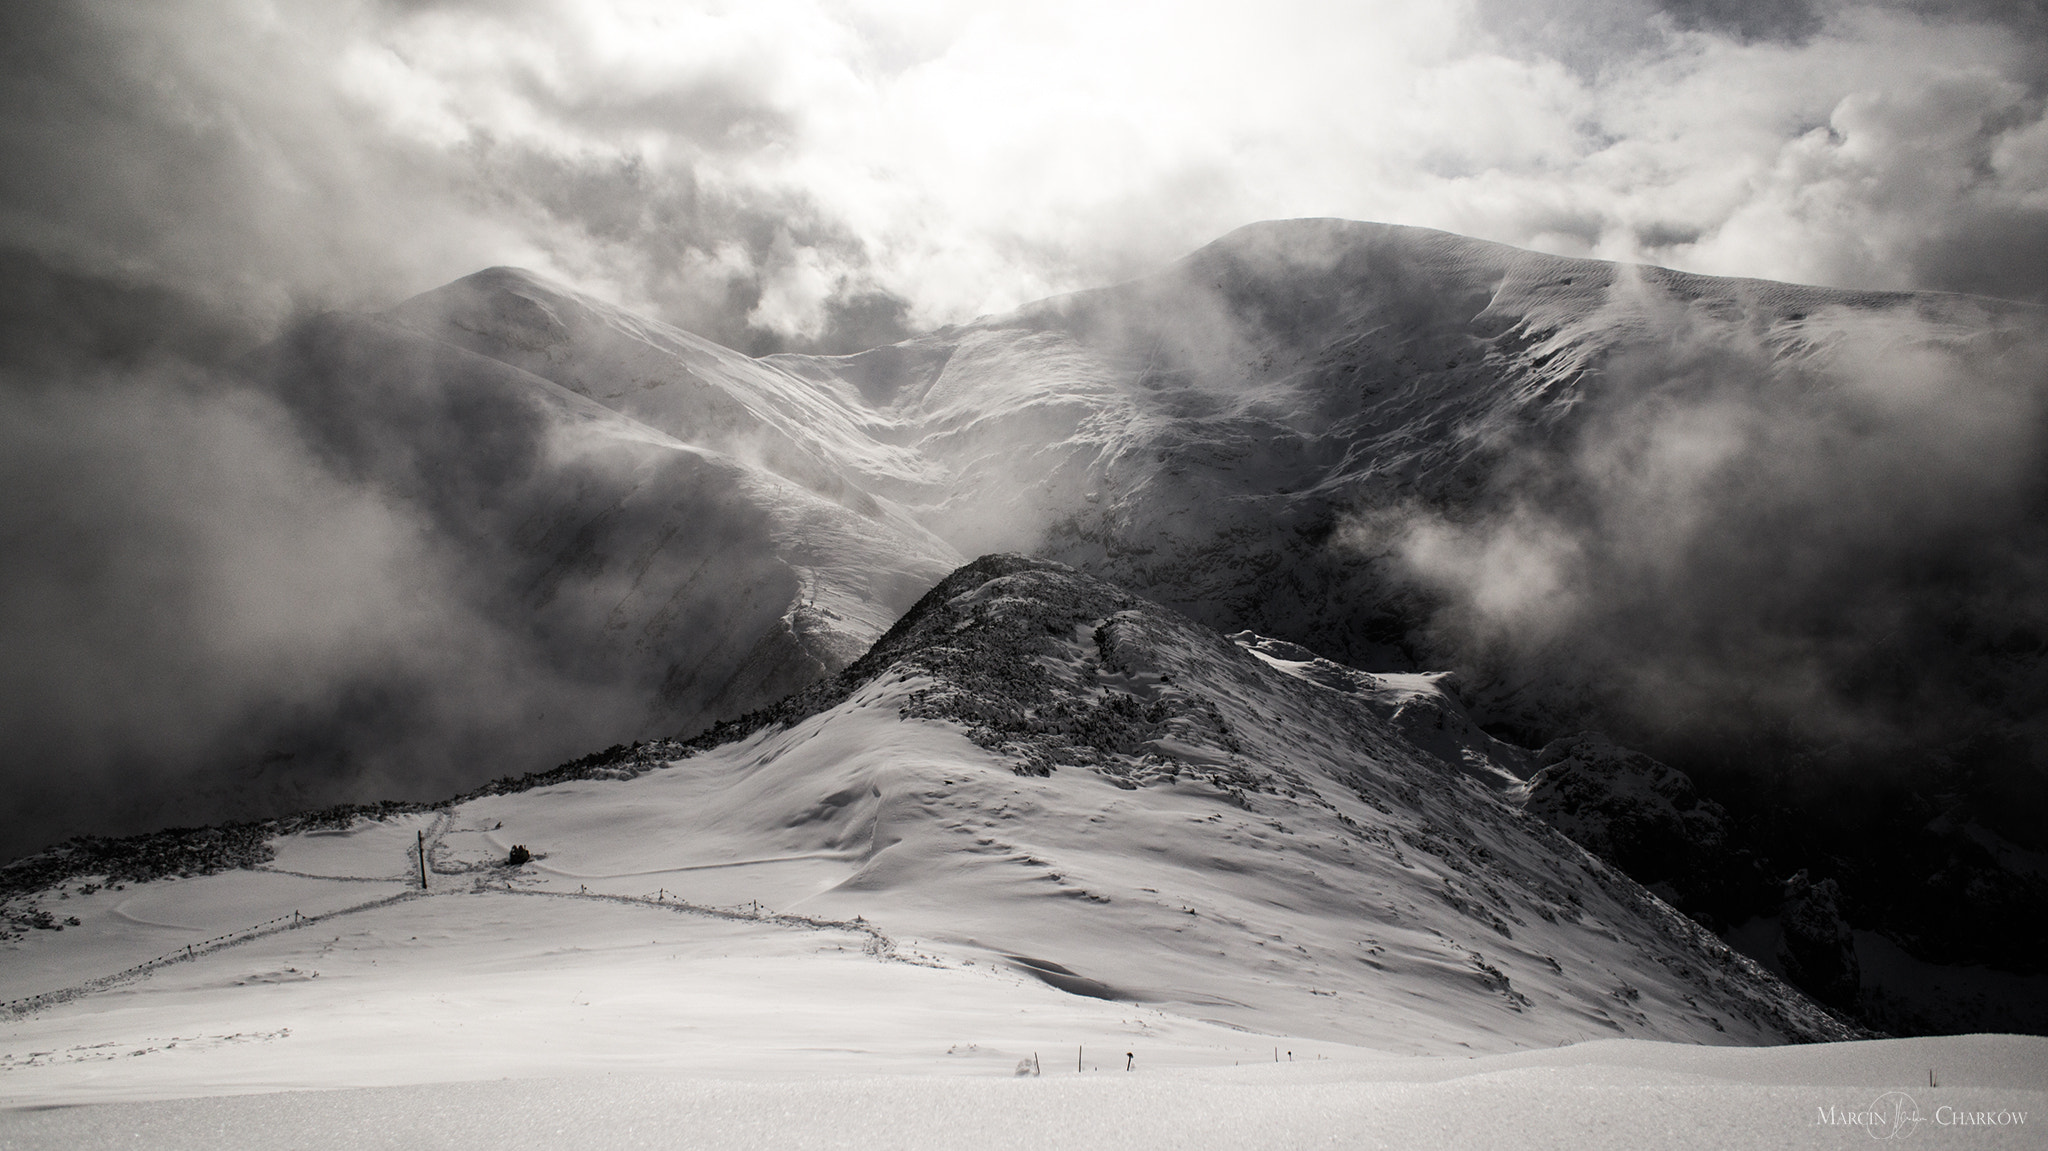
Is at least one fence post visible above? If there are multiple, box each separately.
[417,830,428,889]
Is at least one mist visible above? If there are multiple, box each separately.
[0,294,820,861]
[1362,272,2048,833]
[0,363,642,859]
[5,1,2046,346]
[3,0,2046,856]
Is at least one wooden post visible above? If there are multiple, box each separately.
[417,830,428,889]
[1078,1045,1082,1073]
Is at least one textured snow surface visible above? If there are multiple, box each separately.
[2,881,2039,1146]
[3,1038,2043,1150]
[2,562,2034,1145]
[3,565,1862,1110]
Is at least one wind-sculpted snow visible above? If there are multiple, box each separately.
[386,267,934,528]
[458,555,1854,1048]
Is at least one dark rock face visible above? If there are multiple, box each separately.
[960,220,2048,1034]
[1526,734,1729,868]
[1522,733,1763,929]
[683,555,1271,795]
[1779,871,1862,1013]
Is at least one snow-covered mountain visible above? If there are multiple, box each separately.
[2,556,1863,1114]
[13,218,2044,1040]
[242,298,962,765]
[374,222,2048,1035]
[344,219,2048,734]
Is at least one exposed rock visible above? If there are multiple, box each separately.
[1522,733,1762,928]
[1780,871,1862,1012]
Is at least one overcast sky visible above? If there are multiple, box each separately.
[4,0,2045,354]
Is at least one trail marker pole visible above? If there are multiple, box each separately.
[1078,1046,1083,1073]
[417,830,428,889]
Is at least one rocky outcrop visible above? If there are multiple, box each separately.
[1522,733,1765,929]
[1779,871,1862,1013]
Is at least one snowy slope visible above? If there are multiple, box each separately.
[3,558,1869,1119]
[386,268,936,530]
[6,1037,2047,1151]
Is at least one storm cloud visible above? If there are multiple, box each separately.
[5,1,2047,344]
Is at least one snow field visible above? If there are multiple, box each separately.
[0,885,1364,1108]
[3,1036,2043,1151]
[0,868,418,1009]
[3,572,2044,1145]
[6,627,1839,1093]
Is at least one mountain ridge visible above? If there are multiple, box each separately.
[9,217,2045,1037]
[1,553,1861,1054]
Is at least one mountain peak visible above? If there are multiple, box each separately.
[613,554,1860,1049]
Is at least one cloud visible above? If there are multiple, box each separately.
[1366,270,2048,768]
[0,331,830,859]
[2,0,2045,854]
[0,367,484,855]
[5,0,2045,353]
